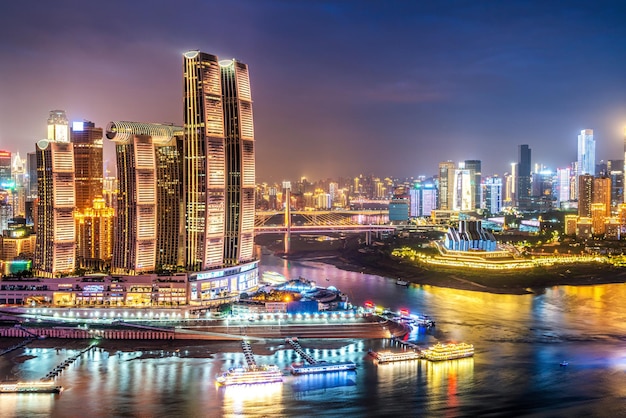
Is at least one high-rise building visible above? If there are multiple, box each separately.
[106,122,184,275]
[33,139,76,278]
[220,58,255,266]
[27,152,37,198]
[484,176,503,214]
[607,159,624,208]
[75,197,114,270]
[453,166,472,211]
[577,129,595,176]
[464,160,481,209]
[556,168,571,206]
[0,151,11,184]
[47,110,69,143]
[593,176,611,217]
[577,174,594,218]
[183,51,255,271]
[409,181,437,217]
[71,121,103,211]
[517,145,531,209]
[437,161,456,210]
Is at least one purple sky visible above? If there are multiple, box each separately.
[1,0,626,182]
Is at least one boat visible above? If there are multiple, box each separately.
[261,271,287,285]
[0,381,63,394]
[290,361,356,375]
[420,342,474,361]
[369,350,421,363]
[560,361,569,367]
[216,365,283,386]
[396,279,409,286]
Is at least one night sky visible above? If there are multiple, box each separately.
[1,0,626,182]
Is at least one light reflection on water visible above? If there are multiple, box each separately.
[1,254,625,417]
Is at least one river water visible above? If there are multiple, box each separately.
[1,254,626,417]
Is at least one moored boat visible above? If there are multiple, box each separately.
[216,365,283,386]
[0,381,63,394]
[290,361,356,375]
[420,342,474,361]
[369,350,421,363]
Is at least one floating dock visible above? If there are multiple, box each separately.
[286,337,356,375]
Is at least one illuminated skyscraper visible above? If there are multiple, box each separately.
[578,174,594,218]
[71,121,103,211]
[47,110,69,143]
[182,51,255,270]
[0,151,11,184]
[106,122,184,275]
[453,166,472,211]
[556,167,571,206]
[464,160,481,209]
[577,129,595,176]
[484,176,502,214]
[437,161,456,210]
[33,139,75,277]
[517,145,531,209]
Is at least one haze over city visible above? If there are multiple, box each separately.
[1,0,626,181]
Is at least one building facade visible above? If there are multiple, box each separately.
[33,139,76,277]
[577,129,595,176]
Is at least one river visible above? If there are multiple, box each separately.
[1,253,625,417]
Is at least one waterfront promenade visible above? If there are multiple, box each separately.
[0,310,403,341]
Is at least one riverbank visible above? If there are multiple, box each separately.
[281,247,626,295]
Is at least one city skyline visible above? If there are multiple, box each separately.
[1,1,626,181]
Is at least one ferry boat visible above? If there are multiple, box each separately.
[396,279,409,286]
[369,350,421,363]
[216,365,283,386]
[0,381,63,394]
[420,342,474,361]
[290,361,356,375]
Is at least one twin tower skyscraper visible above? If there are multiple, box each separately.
[35,51,255,277]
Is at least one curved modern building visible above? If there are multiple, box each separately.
[106,121,184,275]
[183,52,255,270]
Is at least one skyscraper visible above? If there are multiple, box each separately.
[437,161,456,210]
[71,121,103,211]
[0,151,11,185]
[106,122,184,275]
[220,58,255,266]
[517,145,531,209]
[464,160,482,209]
[33,139,76,277]
[577,129,595,176]
[47,110,69,143]
[182,51,255,271]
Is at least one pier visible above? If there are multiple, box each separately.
[241,341,257,367]
[285,337,318,365]
[42,343,98,381]
[0,337,34,357]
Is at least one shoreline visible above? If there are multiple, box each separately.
[279,249,626,295]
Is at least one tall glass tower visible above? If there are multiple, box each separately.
[577,129,595,176]
[182,51,255,271]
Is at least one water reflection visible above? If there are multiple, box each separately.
[290,371,357,392]
[220,382,284,417]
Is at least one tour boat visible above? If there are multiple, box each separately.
[420,342,474,361]
[216,365,283,386]
[396,279,409,286]
[369,350,421,363]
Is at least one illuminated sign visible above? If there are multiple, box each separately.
[83,284,104,293]
[72,121,84,131]
[0,151,10,157]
